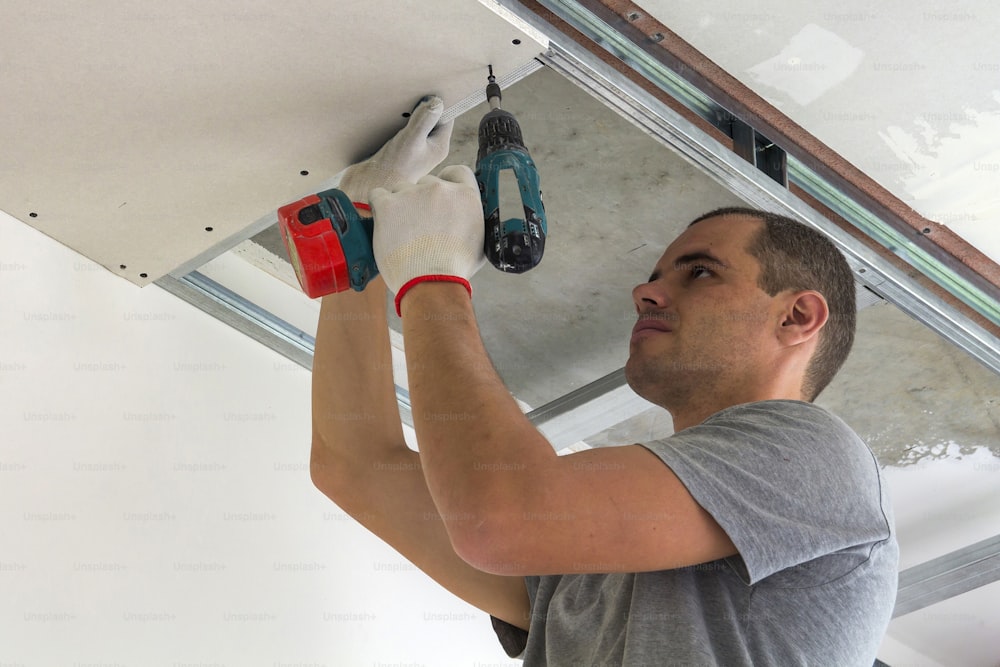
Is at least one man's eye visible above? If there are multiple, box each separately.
[691,265,713,278]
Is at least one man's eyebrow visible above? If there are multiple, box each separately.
[646,251,729,282]
[672,251,729,270]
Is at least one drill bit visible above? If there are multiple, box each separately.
[486,64,502,111]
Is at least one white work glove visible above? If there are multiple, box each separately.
[338,96,454,203]
[371,165,487,314]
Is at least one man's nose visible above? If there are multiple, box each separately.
[632,280,670,313]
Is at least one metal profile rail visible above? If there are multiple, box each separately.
[156,270,646,444]
[155,271,415,422]
[527,368,655,450]
[894,534,1000,617]
[157,271,315,369]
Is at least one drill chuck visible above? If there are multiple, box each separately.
[477,108,527,164]
[486,81,502,110]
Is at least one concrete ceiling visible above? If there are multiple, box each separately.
[4,0,999,665]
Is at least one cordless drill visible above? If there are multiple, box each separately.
[475,65,547,273]
[277,68,547,298]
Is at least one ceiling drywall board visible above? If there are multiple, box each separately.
[0,1,543,287]
[631,0,1000,266]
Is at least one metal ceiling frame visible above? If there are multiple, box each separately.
[155,270,645,449]
[156,270,415,427]
[155,0,1000,627]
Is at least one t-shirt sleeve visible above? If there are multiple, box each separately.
[639,401,893,584]
[490,614,529,658]
[489,575,541,657]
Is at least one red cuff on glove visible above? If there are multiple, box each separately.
[394,275,472,317]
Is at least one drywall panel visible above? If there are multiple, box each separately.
[628,0,1000,265]
[0,1,543,286]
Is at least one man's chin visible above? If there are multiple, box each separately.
[625,356,686,411]
[624,358,653,402]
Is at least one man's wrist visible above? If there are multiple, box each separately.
[397,279,473,318]
[336,179,369,205]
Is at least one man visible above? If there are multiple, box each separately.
[309,96,898,665]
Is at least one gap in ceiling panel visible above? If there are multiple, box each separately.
[420,66,751,408]
[247,65,747,409]
[221,58,1000,531]
[195,59,1000,464]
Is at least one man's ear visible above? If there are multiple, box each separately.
[777,291,828,347]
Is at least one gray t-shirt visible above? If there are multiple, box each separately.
[491,400,898,666]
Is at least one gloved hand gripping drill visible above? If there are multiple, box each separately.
[277,95,454,297]
[277,70,546,304]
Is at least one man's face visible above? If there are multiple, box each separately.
[624,214,784,412]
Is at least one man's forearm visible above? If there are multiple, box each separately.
[400,282,555,559]
[310,280,533,625]
[311,277,406,469]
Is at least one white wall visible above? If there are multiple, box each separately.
[0,211,514,666]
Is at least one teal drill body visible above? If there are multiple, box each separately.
[475,67,547,273]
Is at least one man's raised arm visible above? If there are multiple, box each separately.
[308,97,529,629]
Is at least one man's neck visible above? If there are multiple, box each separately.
[668,387,807,432]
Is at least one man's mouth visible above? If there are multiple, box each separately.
[631,317,674,340]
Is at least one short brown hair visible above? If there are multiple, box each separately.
[690,207,856,400]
